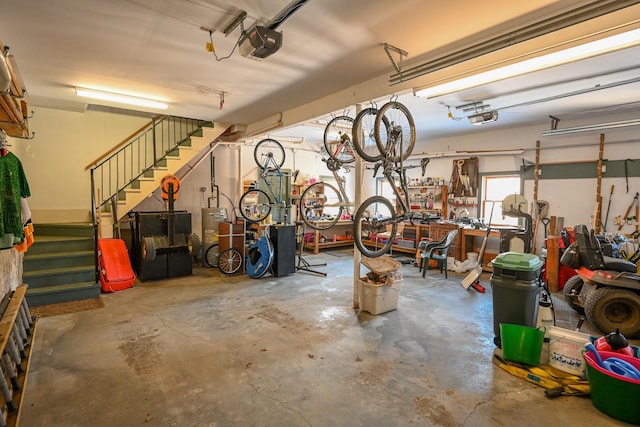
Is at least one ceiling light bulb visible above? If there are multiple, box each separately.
[75,88,168,109]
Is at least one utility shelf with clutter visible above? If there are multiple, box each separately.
[303,220,354,254]
[401,178,448,219]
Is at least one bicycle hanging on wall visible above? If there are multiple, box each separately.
[352,99,423,258]
[298,117,358,231]
[238,138,290,224]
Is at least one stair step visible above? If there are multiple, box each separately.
[23,250,95,271]
[34,223,94,237]
[26,235,95,255]
[26,282,102,307]
[23,265,96,289]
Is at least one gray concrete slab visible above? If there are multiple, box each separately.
[19,249,633,426]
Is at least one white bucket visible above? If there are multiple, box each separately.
[466,252,478,263]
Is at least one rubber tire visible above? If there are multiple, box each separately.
[204,243,219,268]
[299,182,343,230]
[218,248,243,275]
[352,108,388,163]
[374,101,416,162]
[239,189,272,223]
[584,287,640,338]
[141,236,166,261]
[352,195,397,258]
[254,138,285,171]
[187,233,201,257]
[563,274,585,315]
[323,115,355,164]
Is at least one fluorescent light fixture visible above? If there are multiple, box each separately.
[415,28,640,99]
[541,119,640,136]
[75,88,168,109]
[468,110,498,125]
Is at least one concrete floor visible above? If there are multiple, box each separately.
[19,249,635,426]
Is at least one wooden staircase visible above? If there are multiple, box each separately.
[22,223,100,307]
[96,121,231,231]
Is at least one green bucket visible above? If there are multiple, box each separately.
[500,324,545,366]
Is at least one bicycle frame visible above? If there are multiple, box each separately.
[239,149,290,223]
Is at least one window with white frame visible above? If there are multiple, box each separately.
[482,175,521,226]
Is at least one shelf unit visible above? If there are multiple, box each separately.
[360,222,431,255]
[401,185,448,218]
[303,220,353,254]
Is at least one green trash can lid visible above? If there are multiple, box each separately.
[493,251,543,271]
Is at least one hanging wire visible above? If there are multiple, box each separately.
[209,30,241,61]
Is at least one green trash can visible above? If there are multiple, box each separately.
[490,251,543,347]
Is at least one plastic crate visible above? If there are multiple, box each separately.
[359,274,402,315]
[547,326,591,375]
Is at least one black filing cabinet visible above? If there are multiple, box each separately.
[269,224,296,277]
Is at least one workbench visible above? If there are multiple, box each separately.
[460,227,501,269]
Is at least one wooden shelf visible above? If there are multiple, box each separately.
[402,184,448,219]
[303,221,353,254]
[0,44,31,138]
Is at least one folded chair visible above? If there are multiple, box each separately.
[419,229,458,278]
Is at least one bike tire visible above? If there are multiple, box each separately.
[352,107,388,163]
[239,189,272,223]
[374,101,416,162]
[299,182,343,230]
[352,195,397,258]
[204,243,220,268]
[254,138,285,171]
[218,248,243,275]
[323,115,355,164]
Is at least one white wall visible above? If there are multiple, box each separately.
[9,105,639,254]
[16,106,149,220]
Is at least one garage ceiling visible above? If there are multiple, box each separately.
[2,0,640,145]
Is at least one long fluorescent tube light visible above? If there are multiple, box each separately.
[415,28,640,99]
[75,88,168,109]
[541,119,640,136]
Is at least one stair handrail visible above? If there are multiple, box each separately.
[89,115,206,209]
[84,116,164,170]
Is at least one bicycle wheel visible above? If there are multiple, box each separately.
[353,196,397,258]
[239,189,272,223]
[352,108,388,163]
[218,248,243,274]
[299,182,343,230]
[323,115,355,164]
[374,101,416,162]
[254,138,285,171]
[204,243,220,268]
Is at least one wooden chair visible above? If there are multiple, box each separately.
[419,229,458,278]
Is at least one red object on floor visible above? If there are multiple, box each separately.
[471,281,486,293]
[98,238,136,292]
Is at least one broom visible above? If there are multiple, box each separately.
[462,202,495,290]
